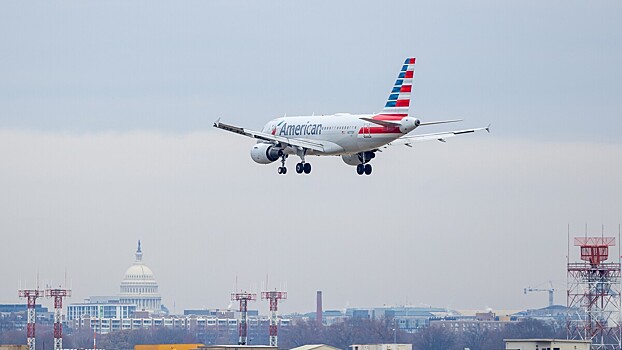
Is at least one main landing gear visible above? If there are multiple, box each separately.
[356,151,374,176]
[356,163,372,176]
[293,147,311,175]
[276,150,312,175]
[295,162,312,174]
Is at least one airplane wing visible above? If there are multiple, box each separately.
[214,119,326,152]
[387,125,490,147]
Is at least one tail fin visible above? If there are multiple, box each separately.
[379,57,415,119]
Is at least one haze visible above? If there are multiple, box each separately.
[1,1,621,315]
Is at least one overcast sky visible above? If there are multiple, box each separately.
[1,1,621,315]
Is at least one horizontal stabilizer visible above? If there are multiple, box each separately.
[419,119,463,126]
[359,117,401,127]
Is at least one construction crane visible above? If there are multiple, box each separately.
[524,280,555,307]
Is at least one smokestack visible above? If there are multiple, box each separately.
[316,290,323,326]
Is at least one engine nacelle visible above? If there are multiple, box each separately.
[341,154,360,166]
[399,117,421,134]
[250,143,282,164]
[341,151,376,166]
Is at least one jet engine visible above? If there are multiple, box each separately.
[341,151,376,166]
[399,117,421,133]
[250,143,282,164]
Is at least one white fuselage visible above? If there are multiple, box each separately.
[260,113,410,156]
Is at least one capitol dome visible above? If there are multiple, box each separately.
[119,241,162,314]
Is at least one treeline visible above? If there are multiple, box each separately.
[0,318,565,350]
[280,318,565,350]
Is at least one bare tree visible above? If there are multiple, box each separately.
[414,325,459,350]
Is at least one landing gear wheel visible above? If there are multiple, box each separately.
[296,163,304,174]
[278,154,288,175]
[303,163,311,174]
[364,164,372,175]
[356,164,365,175]
[278,167,283,174]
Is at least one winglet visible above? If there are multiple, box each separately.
[486,123,492,133]
[213,118,221,128]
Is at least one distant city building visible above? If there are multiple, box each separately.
[183,309,259,318]
[119,240,163,314]
[65,241,169,333]
[66,298,136,321]
[0,304,53,332]
[66,313,288,335]
[513,305,571,324]
[297,309,346,326]
[345,306,451,332]
[0,304,48,314]
[429,316,514,332]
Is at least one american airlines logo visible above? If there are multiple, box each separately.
[278,122,323,136]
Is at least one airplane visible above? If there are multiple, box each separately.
[214,57,489,175]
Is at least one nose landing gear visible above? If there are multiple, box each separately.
[277,154,288,175]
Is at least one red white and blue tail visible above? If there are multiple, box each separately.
[378,57,415,119]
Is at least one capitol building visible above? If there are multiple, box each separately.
[119,240,162,313]
[66,240,165,326]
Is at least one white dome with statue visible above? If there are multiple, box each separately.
[119,241,163,314]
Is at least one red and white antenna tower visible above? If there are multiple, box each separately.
[18,287,44,350]
[46,287,72,350]
[567,236,622,350]
[261,290,287,347]
[231,291,256,345]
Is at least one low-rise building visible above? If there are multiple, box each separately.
[0,346,29,350]
[135,344,204,350]
[194,346,276,350]
[505,339,591,350]
[350,344,412,350]
[291,345,342,350]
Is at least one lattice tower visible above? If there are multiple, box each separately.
[261,290,287,346]
[46,288,72,350]
[18,289,43,350]
[567,237,622,350]
[231,292,256,345]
